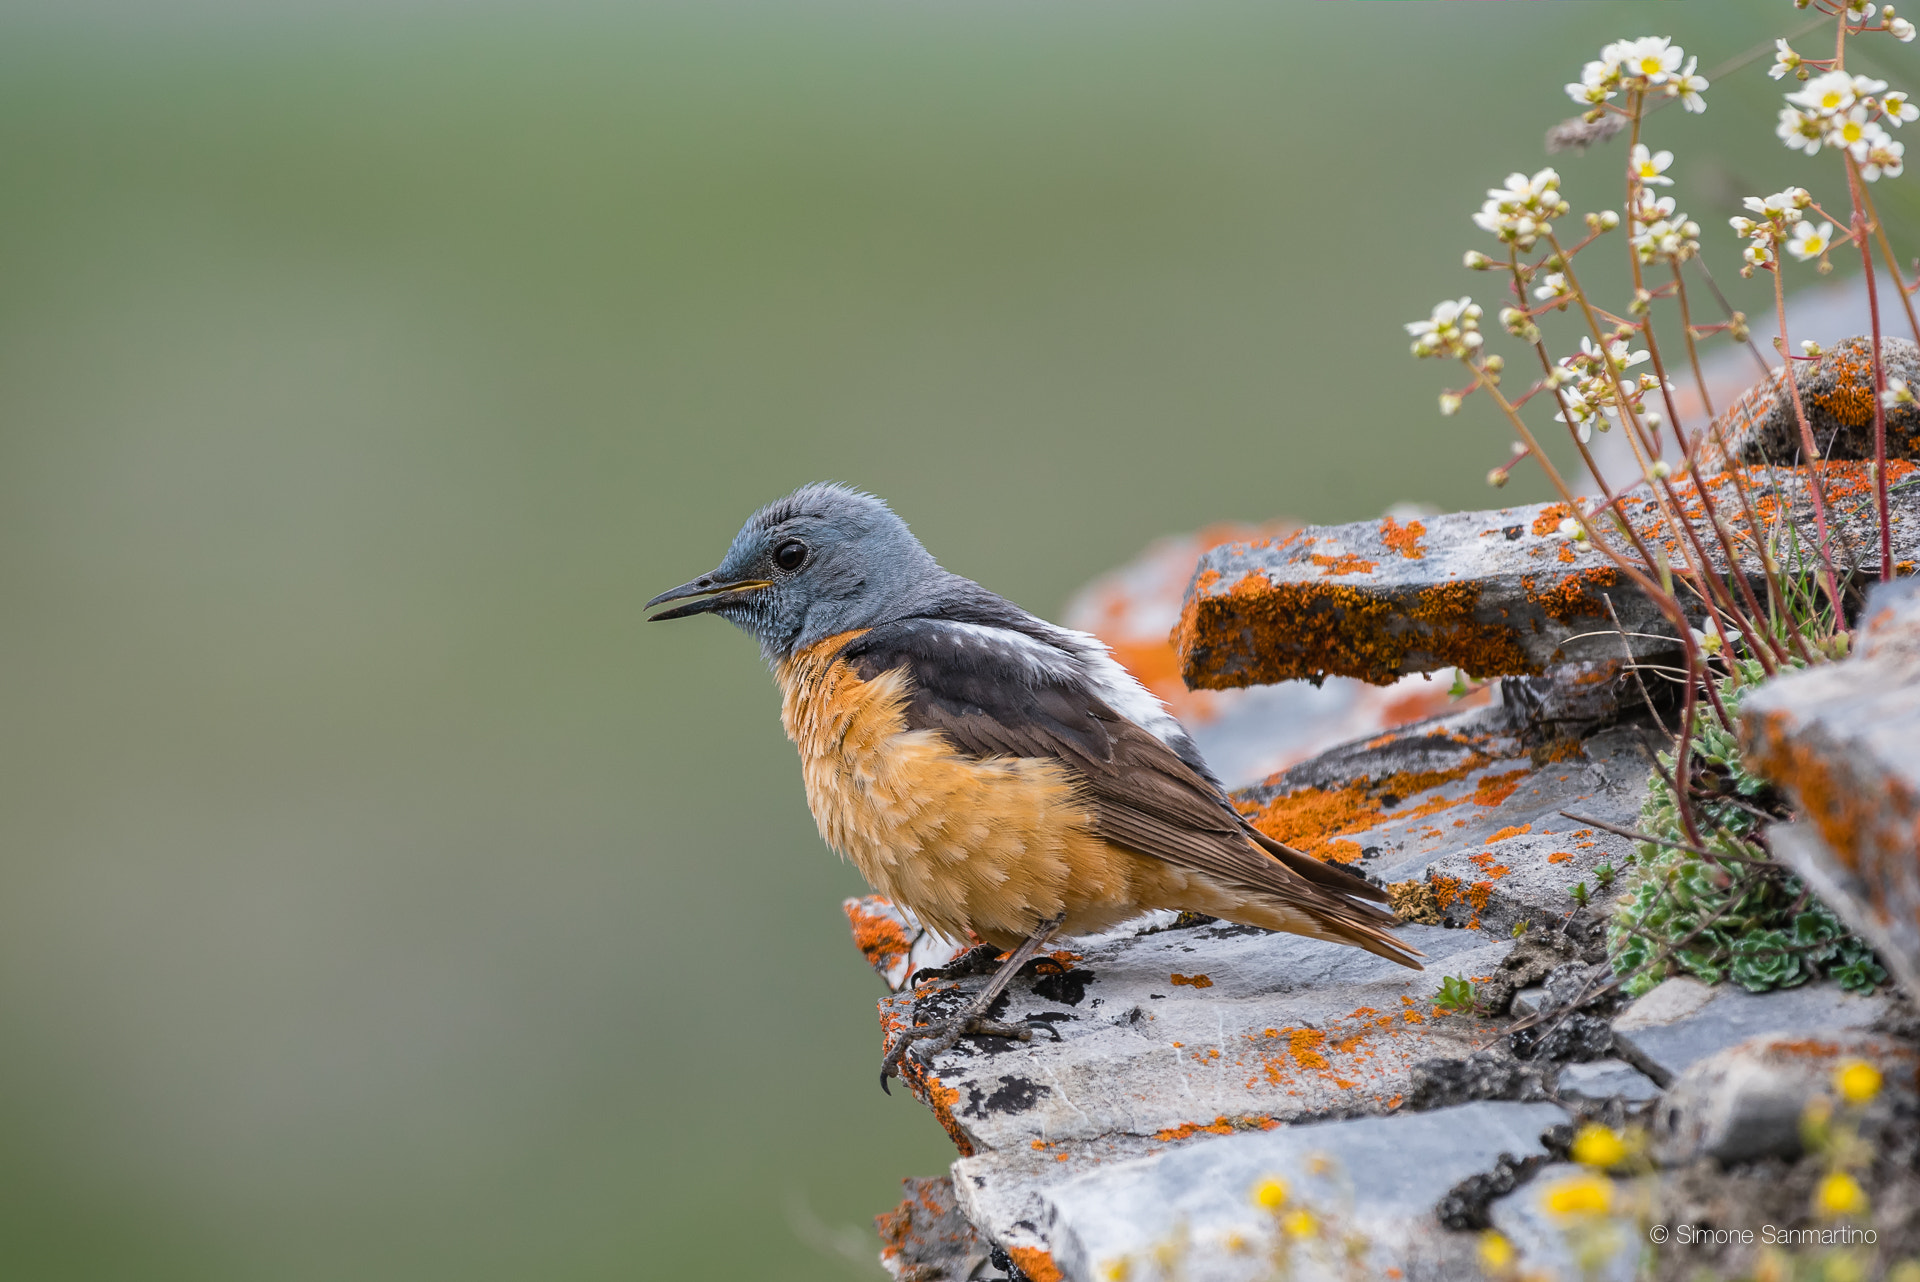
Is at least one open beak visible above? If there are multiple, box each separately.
[646,573,773,622]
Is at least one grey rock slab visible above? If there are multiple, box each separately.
[1041,1101,1572,1282]
[1553,1058,1661,1105]
[1649,1031,1918,1166]
[891,921,1511,1156]
[1610,977,1892,1086]
[1176,466,1920,689]
[1489,1164,1639,1282]
[1741,576,1920,997]
[1420,827,1634,938]
[876,1176,994,1282]
[1232,704,1662,894]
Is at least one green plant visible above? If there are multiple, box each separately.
[1606,666,1887,996]
[1435,974,1478,1015]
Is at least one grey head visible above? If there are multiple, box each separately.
[647,483,944,661]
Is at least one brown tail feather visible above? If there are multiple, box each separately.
[1244,827,1390,904]
[1220,892,1426,970]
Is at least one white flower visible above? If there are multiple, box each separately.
[1553,390,1596,442]
[1620,36,1683,86]
[1770,39,1802,81]
[1533,272,1572,303]
[1690,617,1741,656]
[1882,377,1915,408]
[1631,144,1675,186]
[1884,90,1919,125]
[1852,74,1891,98]
[1778,106,1826,154]
[1892,16,1917,41]
[1786,220,1836,261]
[1862,136,1906,180]
[1406,297,1482,358]
[1471,168,1567,250]
[1744,189,1810,222]
[1830,108,1891,159]
[1670,56,1709,112]
[1745,242,1777,270]
[1789,70,1858,116]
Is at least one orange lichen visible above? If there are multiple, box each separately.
[1006,1247,1064,1282]
[1472,769,1530,807]
[1176,573,1538,689]
[1242,760,1488,863]
[1312,551,1378,577]
[902,1063,975,1157]
[1154,1113,1281,1141]
[1170,972,1214,988]
[1487,823,1532,843]
[1548,851,1574,864]
[1743,707,1920,890]
[844,898,915,976]
[1531,502,1573,536]
[1380,516,1428,560]
[1288,1028,1329,1069]
[1521,566,1621,625]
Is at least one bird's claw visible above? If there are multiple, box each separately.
[878,1014,1033,1092]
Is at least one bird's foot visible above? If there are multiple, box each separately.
[908,943,1004,986]
[879,998,1032,1091]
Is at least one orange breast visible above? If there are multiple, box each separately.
[775,633,1150,947]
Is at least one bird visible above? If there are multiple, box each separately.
[648,483,1421,1087]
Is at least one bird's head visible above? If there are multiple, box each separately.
[647,482,939,661]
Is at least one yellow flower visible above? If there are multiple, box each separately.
[1544,1173,1614,1219]
[1101,1260,1131,1282]
[1836,1059,1882,1105]
[1478,1230,1515,1273]
[1222,1232,1247,1254]
[1281,1209,1317,1239]
[1815,1172,1869,1218]
[1570,1123,1629,1170]
[1253,1176,1289,1210]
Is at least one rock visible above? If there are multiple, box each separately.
[1488,1164,1639,1282]
[1700,335,1920,470]
[876,1177,996,1282]
[1740,577,1920,997]
[1407,1048,1553,1110]
[1038,1101,1571,1282]
[1552,1059,1660,1105]
[1648,1031,1919,1166]
[1610,976,1893,1087]
[1475,932,1581,1017]
[1175,464,1920,689]
[846,896,968,992]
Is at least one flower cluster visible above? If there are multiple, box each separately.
[1550,334,1663,443]
[1566,36,1707,112]
[1470,168,1568,252]
[1628,186,1700,265]
[1729,186,1830,273]
[1405,297,1482,359]
[1776,69,1909,178]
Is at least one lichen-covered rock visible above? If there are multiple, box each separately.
[1649,1031,1918,1166]
[1700,336,1920,470]
[1740,577,1920,997]
[876,1177,995,1282]
[1176,463,1920,689]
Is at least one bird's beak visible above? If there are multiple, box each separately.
[646,573,774,622]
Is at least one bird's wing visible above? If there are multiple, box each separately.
[837,619,1414,958]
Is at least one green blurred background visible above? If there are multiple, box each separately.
[0,2,1909,1278]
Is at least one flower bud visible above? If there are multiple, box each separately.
[1630,289,1652,316]
[1483,354,1505,373]
[1487,468,1510,489]
[1599,210,1620,230]
[1463,250,1492,270]
[1439,393,1463,416]
[1649,460,1673,481]
[1802,339,1824,357]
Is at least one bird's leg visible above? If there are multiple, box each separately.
[880,916,1063,1091]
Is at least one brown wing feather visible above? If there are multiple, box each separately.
[838,622,1422,968]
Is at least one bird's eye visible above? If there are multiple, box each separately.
[774,540,807,572]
